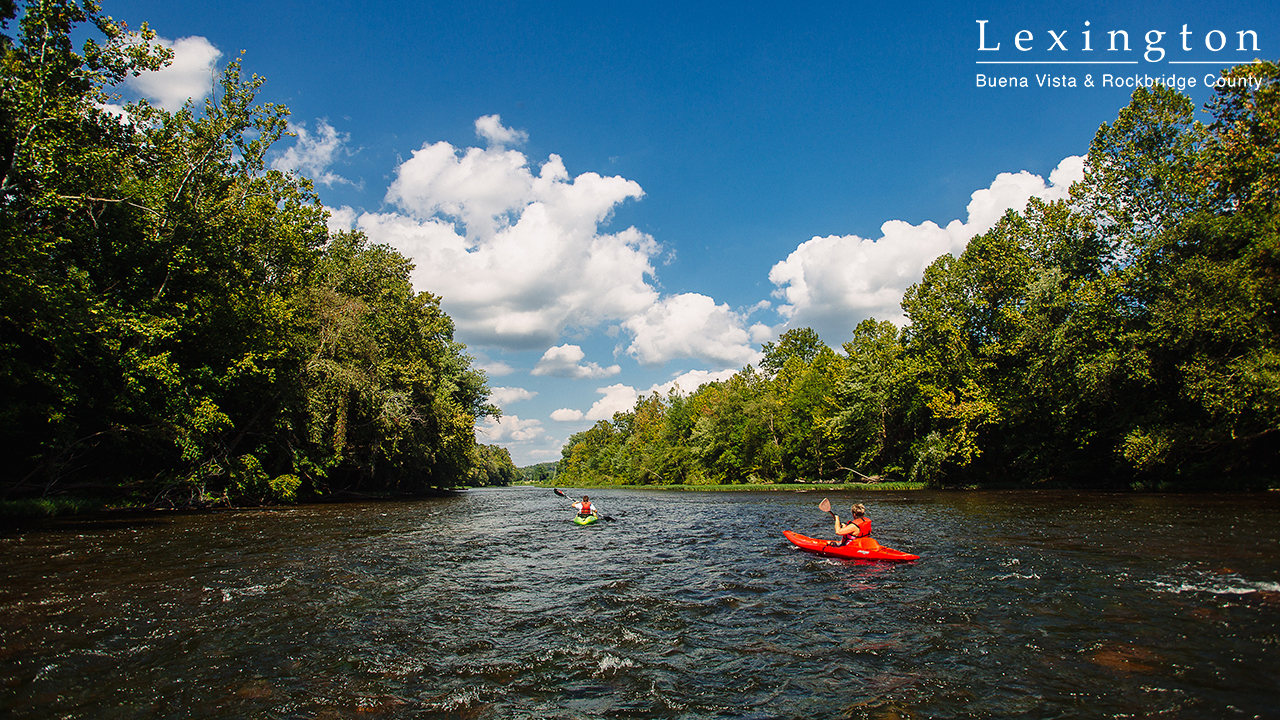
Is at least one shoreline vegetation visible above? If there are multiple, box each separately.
[21,475,1280,528]
[3,1,1279,527]
[0,486,474,527]
[531,481,929,492]
[1,482,922,528]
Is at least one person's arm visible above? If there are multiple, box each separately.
[834,515,856,536]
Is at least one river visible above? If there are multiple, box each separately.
[2,487,1278,719]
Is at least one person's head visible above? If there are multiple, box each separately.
[850,503,866,517]
[582,495,589,502]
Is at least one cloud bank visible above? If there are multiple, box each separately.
[768,156,1084,339]
[550,368,738,423]
[476,414,547,444]
[334,115,765,369]
[350,116,661,351]
[622,293,767,368]
[329,114,1088,462]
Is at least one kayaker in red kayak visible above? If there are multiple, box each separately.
[831,503,870,546]
[789,498,911,560]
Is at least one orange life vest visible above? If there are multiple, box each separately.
[577,500,592,516]
[840,516,871,543]
[852,516,871,537]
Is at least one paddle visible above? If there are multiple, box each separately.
[819,497,842,547]
[819,497,835,518]
[553,488,615,521]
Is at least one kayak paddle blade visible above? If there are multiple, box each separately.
[819,498,832,514]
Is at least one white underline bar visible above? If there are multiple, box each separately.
[975,61,1140,65]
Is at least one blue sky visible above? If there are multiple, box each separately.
[102,0,1277,465]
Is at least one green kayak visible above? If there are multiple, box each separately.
[573,513,600,526]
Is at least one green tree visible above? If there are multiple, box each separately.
[558,419,624,484]
[296,231,494,494]
[0,0,496,506]
[896,72,1280,489]
[519,461,558,483]
[469,444,518,486]
[759,327,825,376]
[771,344,847,481]
[833,319,908,476]
[1071,85,1208,257]
[688,367,783,483]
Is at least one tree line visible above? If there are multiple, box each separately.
[517,461,559,484]
[559,63,1280,491]
[0,0,514,509]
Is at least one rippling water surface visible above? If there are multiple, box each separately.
[3,488,1278,719]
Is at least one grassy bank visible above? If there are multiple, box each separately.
[1,487,477,530]
[0,497,107,526]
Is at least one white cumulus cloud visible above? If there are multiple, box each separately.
[125,36,222,112]
[489,387,538,407]
[273,119,352,187]
[475,114,529,147]
[384,141,536,240]
[550,408,584,422]
[472,354,515,377]
[476,414,546,443]
[768,156,1084,339]
[650,368,738,396]
[355,116,660,350]
[326,205,358,235]
[532,345,620,379]
[585,384,640,421]
[622,293,765,368]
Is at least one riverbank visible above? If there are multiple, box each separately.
[0,487,474,530]
[4,482,918,528]
[0,497,106,525]
[524,481,928,492]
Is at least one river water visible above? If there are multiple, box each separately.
[2,487,1278,719]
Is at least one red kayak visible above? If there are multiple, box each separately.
[783,530,919,562]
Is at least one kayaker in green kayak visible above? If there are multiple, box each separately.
[572,495,600,521]
[553,488,614,522]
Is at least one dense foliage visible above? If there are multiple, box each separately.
[519,461,559,484]
[469,444,518,487]
[0,0,496,507]
[560,65,1280,491]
